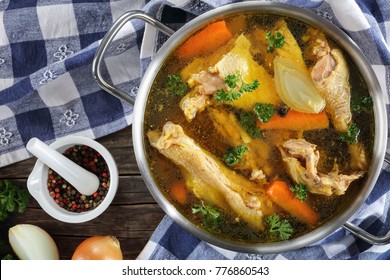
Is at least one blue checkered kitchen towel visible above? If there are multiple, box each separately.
[1,0,389,259]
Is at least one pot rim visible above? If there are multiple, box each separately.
[133,2,388,254]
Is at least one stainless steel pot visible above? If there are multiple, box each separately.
[93,2,390,253]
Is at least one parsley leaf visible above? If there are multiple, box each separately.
[266,31,285,53]
[224,73,240,88]
[166,74,188,96]
[215,88,242,103]
[215,73,259,103]
[266,214,293,241]
[192,203,222,230]
[339,123,360,144]
[239,111,262,138]
[241,79,260,93]
[290,184,308,202]
[253,103,275,123]
[0,180,30,222]
[223,144,249,166]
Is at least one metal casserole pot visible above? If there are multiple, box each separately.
[93,2,390,253]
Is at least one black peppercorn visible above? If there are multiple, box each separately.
[47,145,110,213]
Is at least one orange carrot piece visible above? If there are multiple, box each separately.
[266,181,319,225]
[257,110,329,131]
[175,20,233,59]
[169,180,188,204]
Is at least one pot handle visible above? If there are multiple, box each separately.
[343,222,390,245]
[342,151,390,245]
[92,11,175,106]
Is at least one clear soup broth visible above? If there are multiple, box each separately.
[144,13,374,243]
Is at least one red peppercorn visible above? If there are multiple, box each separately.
[47,144,110,213]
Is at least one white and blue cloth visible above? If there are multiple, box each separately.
[0,0,389,259]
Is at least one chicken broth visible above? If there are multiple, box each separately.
[144,13,374,243]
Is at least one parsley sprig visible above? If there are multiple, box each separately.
[215,73,259,103]
[192,203,222,230]
[290,184,308,202]
[223,144,249,166]
[339,123,360,144]
[266,214,293,241]
[239,111,262,139]
[0,180,30,222]
[266,31,285,53]
[253,103,275,124]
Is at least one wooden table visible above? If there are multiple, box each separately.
[0,125,165,260]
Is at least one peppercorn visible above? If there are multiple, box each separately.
[277,105,289,117]
[47,145,110,213]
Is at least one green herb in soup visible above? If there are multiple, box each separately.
[223,144,249,166]
[290,184,308,202]
[144,14,374,244]
[266,213,294,241]
[214,72,259,103]
[253,103,275,124]
[266,31,286,53]
[239,111,262,139]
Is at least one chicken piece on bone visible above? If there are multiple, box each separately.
[309,33,352,133]
[279,138,364,196]
[148,122,274,230]
[306,29,368,170]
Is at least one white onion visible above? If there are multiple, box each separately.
[274,56,325,113]
[8,224,59,260]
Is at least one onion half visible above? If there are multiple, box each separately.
[274,56,325,113]
[8,224,59,260]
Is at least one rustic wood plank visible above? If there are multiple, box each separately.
[0,157,36,179]
[0,125,168,260]
[2,175,158,208]
[4,204,165,260]
[5,204,165,237]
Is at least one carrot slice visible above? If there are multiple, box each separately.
[169,180,188,204]
[266,180,319,225]
[175,20,233,59]
[257,110,329,131]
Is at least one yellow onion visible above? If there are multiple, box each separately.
[9,224,59,260]
[71,236,123,260]
[274,56,325,113]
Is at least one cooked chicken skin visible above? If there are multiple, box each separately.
[180,88,211,122]
[148,122,274,230]
[305,30,369,170]
[279,138,364,196]
[306,28,352,133]
[312,48,352,132]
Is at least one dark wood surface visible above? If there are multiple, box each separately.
[0,125,165,260]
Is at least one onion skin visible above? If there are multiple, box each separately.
[71,236,123,260]
[8,224,59,260]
